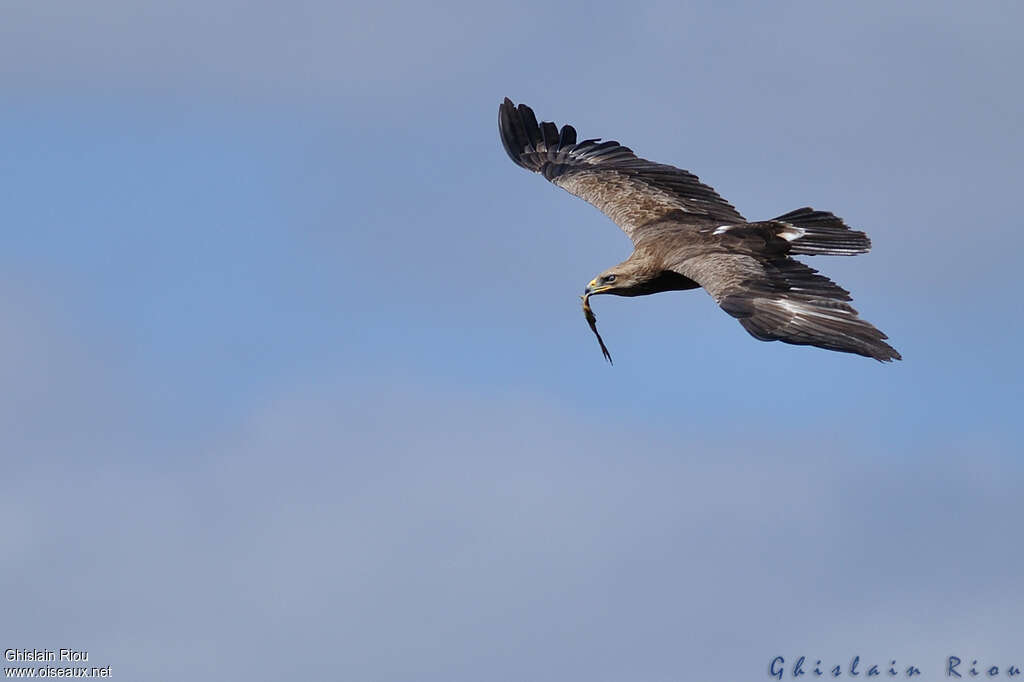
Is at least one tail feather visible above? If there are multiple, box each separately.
[771,207,871,256]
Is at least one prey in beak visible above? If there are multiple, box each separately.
[581,278,614,364]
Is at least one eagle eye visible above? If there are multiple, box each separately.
[603,274,617,284]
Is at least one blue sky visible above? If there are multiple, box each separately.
[2,1,1022,679]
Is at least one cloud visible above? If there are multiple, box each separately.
[2,311,1020,679]
[2,2,1023,679]
[0,0,601,99]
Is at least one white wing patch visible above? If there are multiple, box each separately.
[777,299,803,315]
[775,298,851,324]
[712,224,737,235]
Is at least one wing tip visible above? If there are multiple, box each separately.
[727,293,902,363]
[498,97,527,168]
[869,342,902,362]
[499,98,543,171]
[499,98,581,173]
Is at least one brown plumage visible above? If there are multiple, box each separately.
[499,98,901,363]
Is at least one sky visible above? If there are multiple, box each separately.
[2,0,1023,679]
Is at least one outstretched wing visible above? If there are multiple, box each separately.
[672,250,901,362]
[499,98,744,242]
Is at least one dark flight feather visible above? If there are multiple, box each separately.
[500,98,744,240]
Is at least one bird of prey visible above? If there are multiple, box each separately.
[498,98,901,363]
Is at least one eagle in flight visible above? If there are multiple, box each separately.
[499,98,900,363]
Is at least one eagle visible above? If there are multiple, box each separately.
[499,98,901,363]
